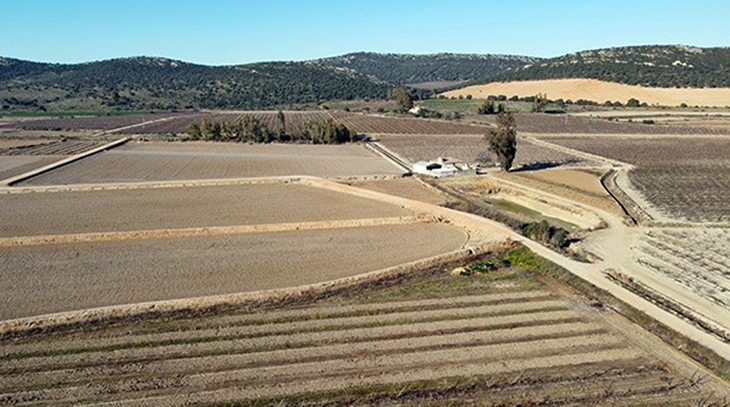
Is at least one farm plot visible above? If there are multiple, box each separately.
[0,156,61,181]
[1,261,726,405]
[19,141,403,185]
[636,228,730,308]
[331,111,489,134]
[493,168,625,216]
[378,134,594,167]
[476,112,729,135]
[345,177,448,205]
[9,113,180,132]
[0,223,467,320]
[0,183,412,238]
[0,139,101,156]
[541,136,730,222]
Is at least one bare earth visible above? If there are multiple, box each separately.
[443,78,730,107]
[493,168,625,217]
[19,141,404,185]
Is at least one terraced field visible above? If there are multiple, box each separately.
[1,264,726,406]
[19,141,404,185]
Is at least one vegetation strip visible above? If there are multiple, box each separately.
[75,349,644,407]
[2,323,605,390]
[0,215,435,246]
[1,304,571,363]
[1,291,556,349]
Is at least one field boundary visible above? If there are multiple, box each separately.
[0,215,436,247]
[0,137,131,186]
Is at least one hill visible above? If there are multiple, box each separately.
[478,45,730,88]
[315,52,540,87]
[0,57,390,112]
[442,78,730,107]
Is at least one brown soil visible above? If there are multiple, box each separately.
[19,141,404,185]
[494,168,625,217]
[345,177,448,205]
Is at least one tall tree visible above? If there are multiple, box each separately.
[388,87,413,111]
[276,110,287,139]
[485,112,517,171]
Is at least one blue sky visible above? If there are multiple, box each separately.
[2,0,728,65]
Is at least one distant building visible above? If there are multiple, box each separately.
[412,157,471,177]
[408,105,424,116]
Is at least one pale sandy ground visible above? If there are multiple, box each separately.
[443,78,730,107]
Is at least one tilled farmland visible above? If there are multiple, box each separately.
[0,222,466,320]
[0,183,412,238]
[1,268,726,406]
[477,112,730,135]
[377,134,594,166]
[541,136,730,222]
[0,139,102,156]
[10,111,490,135]
[18,141,404,185]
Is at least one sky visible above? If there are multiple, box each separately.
[2,0,729,65]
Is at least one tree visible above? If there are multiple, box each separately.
[388,87,413,111]
[276,110,287,139]
[532,93,549,112]
[485,112,517,172]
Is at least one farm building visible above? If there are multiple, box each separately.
[412,157,471,177]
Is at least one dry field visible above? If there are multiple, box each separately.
[0,156,60,181]
[1,262,727,405]
[492,168,625,217]
[476,112,730,135]
[0,223,465,320]
[636,228,730,308]
[377,134,596,167]
[345,177,448,205]
[0,183,412,238]
[18,141,404,185]
[540,136,730,223]
[9,111,489,135]
[443,78,730,107]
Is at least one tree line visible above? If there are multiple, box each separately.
[186,114,356,144]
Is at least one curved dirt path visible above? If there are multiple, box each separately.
[477,139,730,360]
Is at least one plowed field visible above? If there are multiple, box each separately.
[540,136,730,222]
[19,142,403,185]
[378,134,594,166]
[1,264,726,406]
[11,111,489,135]
[0,183,411,238]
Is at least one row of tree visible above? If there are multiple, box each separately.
[186,114,356,144]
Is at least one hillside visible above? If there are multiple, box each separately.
[315,52,540,87]
[479,45,730,88]
[0,57,390,112]
[442,78,730,107]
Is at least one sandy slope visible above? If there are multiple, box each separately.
[443,78,730,107]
